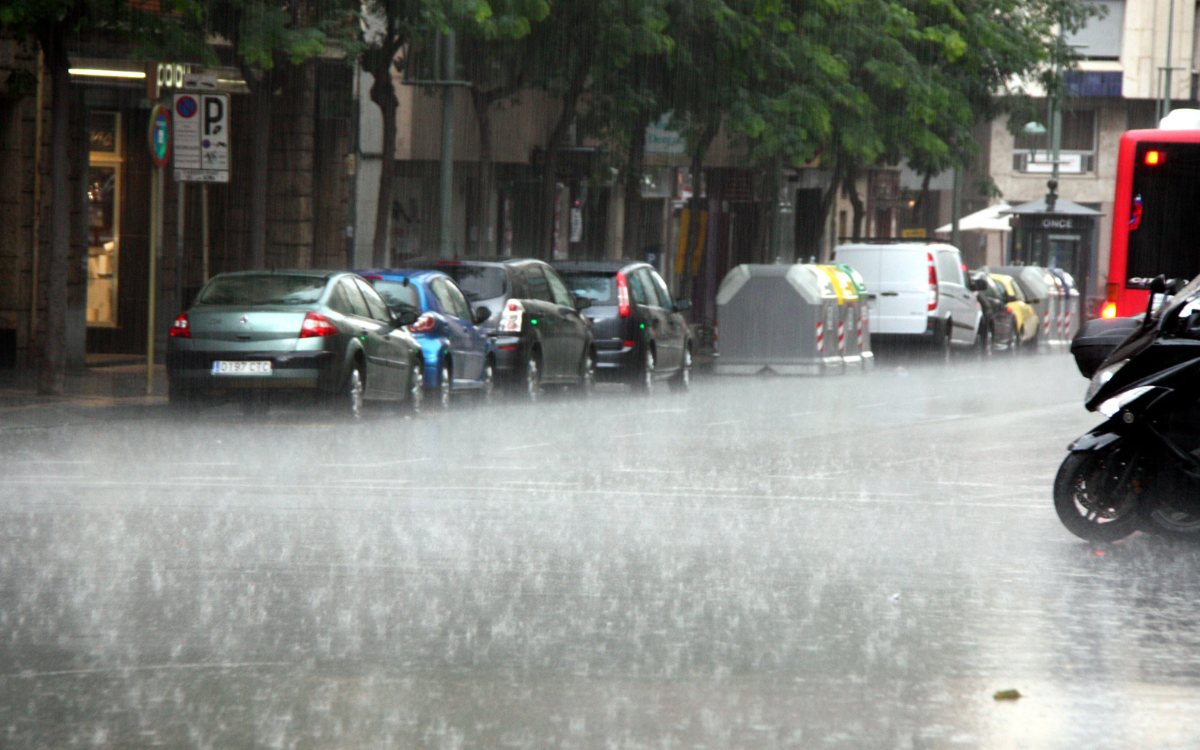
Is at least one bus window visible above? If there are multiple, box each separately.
[1126,142,1200,283]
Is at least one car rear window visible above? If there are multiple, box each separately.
[559,272,616,304]
[433,265,507,301]
[196,274,326,306]
[370,280,421,313]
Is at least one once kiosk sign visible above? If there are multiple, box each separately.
[1041,217,1074,230]
[173,92,230,183]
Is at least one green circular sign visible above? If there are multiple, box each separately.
[148,104,171,167]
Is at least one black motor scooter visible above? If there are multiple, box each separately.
[1056,275,1200,541]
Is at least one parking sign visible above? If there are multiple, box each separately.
[173,93,229,182]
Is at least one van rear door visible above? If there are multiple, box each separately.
[875,249,929,334]
[832,248,881,332]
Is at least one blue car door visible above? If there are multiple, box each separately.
[430,277,479,382]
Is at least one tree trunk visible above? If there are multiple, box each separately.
[817,158,845,251]
[918,171,933,235]
[369,49,400,266]
[843,166,865,240]
[37,25,70,396]
[622,111,651,259]
[682,120,719,280]
[471,87,495,256]
[539,40,595,259]
[246,72,273,270]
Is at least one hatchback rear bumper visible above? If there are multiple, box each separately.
[594,338,639,380]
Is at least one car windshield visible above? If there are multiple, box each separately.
[195,274,326,306]
[434,265,507,301]
[370,279,421,313]
[559,272,616,304]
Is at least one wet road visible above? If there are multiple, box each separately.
[3,352,1200,749]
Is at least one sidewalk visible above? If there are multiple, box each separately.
[0,356,168,427]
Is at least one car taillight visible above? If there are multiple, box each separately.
[1102,303,1117,319]
[499,299,524,332]
[169,313,190,338]
[927,252,938,312]
[299,312,339,338]
[409,313,437,333]
[616,272,631,318]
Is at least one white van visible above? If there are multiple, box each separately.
[832,242,983,352]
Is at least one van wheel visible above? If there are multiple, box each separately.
[933,323,951,363]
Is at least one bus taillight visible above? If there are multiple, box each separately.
[1102,282,1119,318]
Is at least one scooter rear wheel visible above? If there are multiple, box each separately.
[1053,448,1141,542]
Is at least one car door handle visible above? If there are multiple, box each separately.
[880,292,899,297]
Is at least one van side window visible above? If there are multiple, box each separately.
[936,252,964,286]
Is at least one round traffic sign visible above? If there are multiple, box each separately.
[175,95,197,118]
[148,104,172,168]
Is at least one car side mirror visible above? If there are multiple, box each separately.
[395,310,418,327]
[1149,275,1168,295]
[574,296,591,311]
[968,277,988,292]
[674,298,692,312]
[473,306,491,325]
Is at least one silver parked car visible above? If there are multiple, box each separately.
[166,271,425,416]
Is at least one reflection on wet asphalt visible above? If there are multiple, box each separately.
[3,353,1200,748]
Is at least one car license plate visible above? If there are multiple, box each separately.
[212,360,272,375]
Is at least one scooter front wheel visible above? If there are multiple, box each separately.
[1053,447,1141,542]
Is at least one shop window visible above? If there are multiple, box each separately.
[1012,109,1097,174]
[88,111,121,327]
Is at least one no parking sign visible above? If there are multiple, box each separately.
[173,92,229,182]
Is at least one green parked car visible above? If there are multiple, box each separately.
[166,270,425,417]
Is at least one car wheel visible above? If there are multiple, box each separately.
[403,358,424,415]
[632,346,655,393]
[435,359,452,410]
[575,349,595,397]
[478,359,495,404]
[337,362,365,420]
[669,345,692,393]
[523,352,542,402]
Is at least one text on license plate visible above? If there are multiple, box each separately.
[213,360,272,375]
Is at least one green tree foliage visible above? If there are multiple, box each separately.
[205,0,354,269]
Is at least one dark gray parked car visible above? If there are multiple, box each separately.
[553,261,693,392]
[166,271,425,416]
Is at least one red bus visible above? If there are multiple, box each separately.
[1105,124,1200,318]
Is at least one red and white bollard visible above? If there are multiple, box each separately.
[1043,311,1051,338]
[837,320,845,353]
[856,316,863,350]
[816,321,824,354]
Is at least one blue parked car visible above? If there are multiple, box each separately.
[357,269,496,408]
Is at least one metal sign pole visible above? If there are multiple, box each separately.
[147,167,159,396]
[147,103,171,395]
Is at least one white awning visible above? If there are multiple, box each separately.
[936,203,1012,234]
